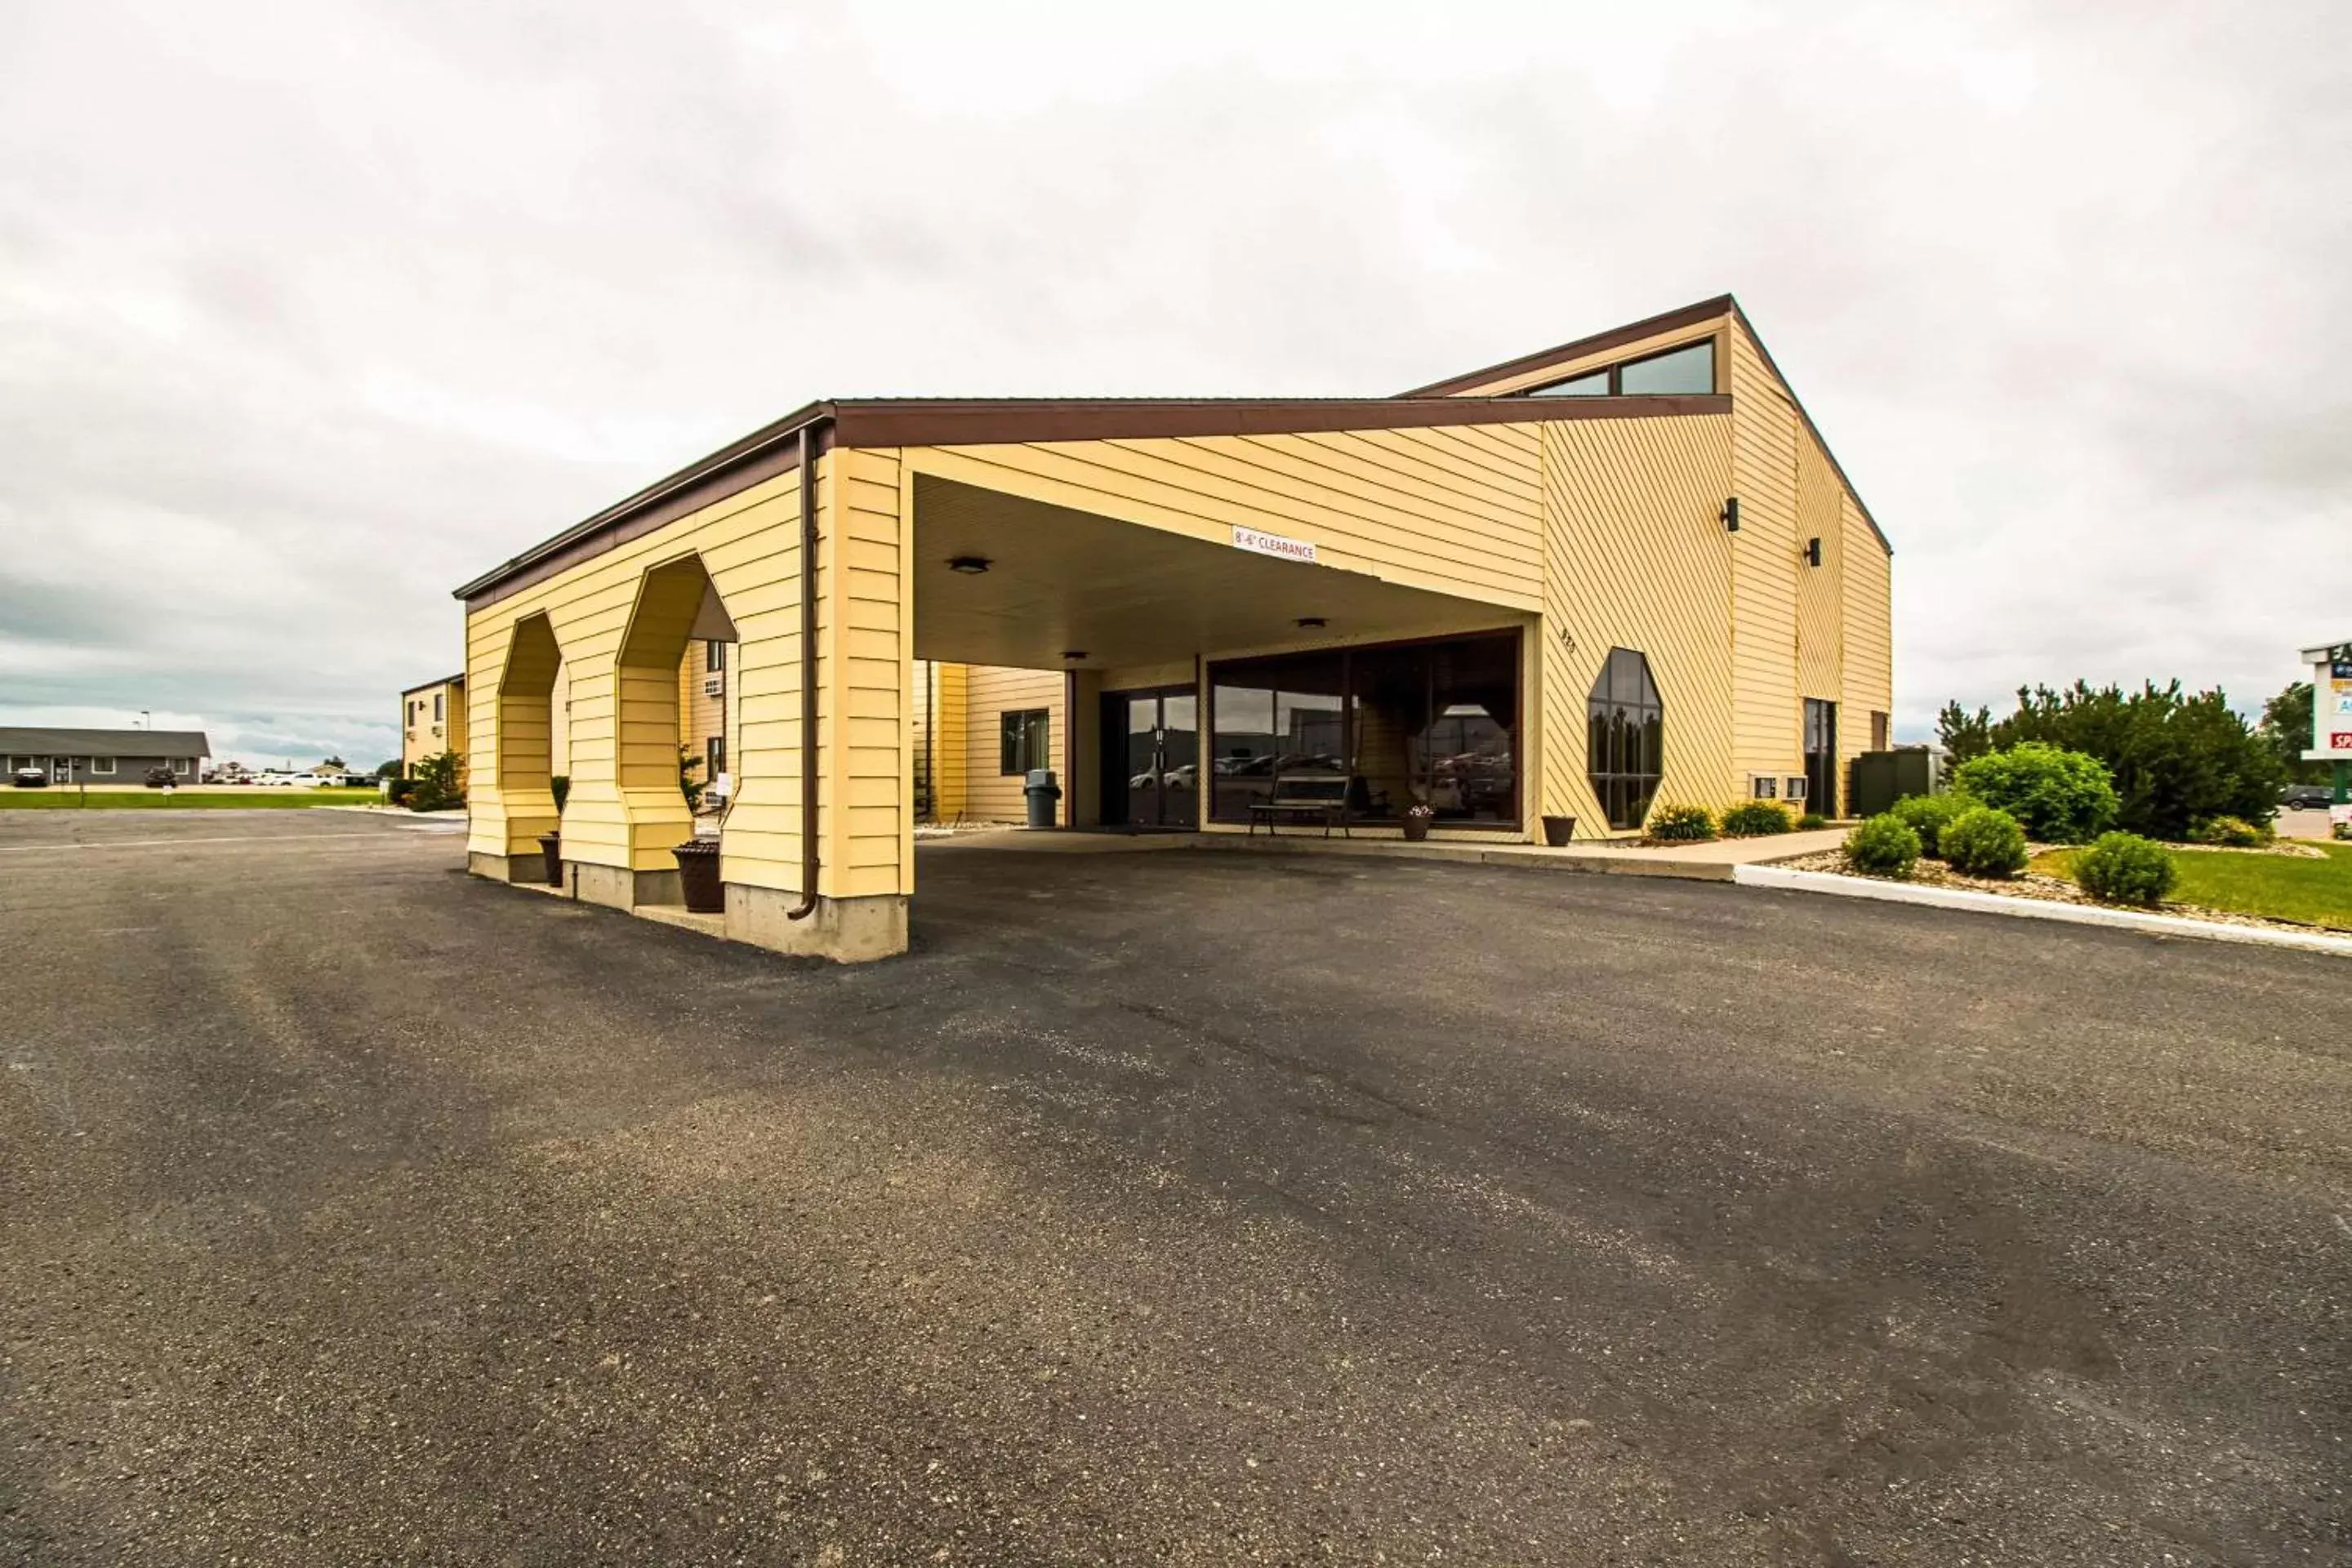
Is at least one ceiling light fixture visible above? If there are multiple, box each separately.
[1296,616,1327,629]
[1062,650,1088,661]
[947,555,991,575]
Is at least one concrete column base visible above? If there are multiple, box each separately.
[469,850,551,884]
[725,884,909,962]
[570,862,684,911]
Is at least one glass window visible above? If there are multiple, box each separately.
[1210,631,1520,825]
[706,735,726,782]
[706,640,727,673]
[433,693,443,721]
[1526,368,1610,398]
[90,756,116,775]
[1000,709,1049,775]
[1587,648,1664,831]
[1617,341,1714,395]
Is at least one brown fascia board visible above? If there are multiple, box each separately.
[454,392,1727,607]
[1394,296,1736,398]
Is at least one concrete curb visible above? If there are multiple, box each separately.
[1733,864,2352,957]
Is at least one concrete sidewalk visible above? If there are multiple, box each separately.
[922,824,1846,880]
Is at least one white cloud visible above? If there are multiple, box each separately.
[2,0,2343,764]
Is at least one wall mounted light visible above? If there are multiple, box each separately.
[1722,497,1740,533]
[1802,537,1821,567]
[947,555,991,575]
[1295,616,1328,629]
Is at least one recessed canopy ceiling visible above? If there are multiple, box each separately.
[911,474,1521,671]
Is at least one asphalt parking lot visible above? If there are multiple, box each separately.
[1,811,2346,1566]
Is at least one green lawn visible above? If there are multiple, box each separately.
[2033,843,2352,931]
[0,788,387,810]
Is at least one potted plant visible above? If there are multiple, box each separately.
[1401,801,1436,842]
[538,775,569,886]
[1540,813,1575,847]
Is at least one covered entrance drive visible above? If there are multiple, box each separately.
[908,471,1536,841]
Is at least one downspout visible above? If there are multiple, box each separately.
[787,419,829,920]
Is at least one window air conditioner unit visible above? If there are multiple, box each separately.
[702,675,725,697]
[1748,774,1779,799]
[1784,776,1808,801]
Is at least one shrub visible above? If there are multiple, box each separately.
[1890,792,1971,858]
[1720,800,1793,837]
[385,777,416,807]
[407,750,466,813]
[2189,814,2266,847]
[1940,679,2284,840]
[2074,832,2178,907]
[1939,806,2029,878]
[1844,813,1922,879]
[1646,803,1717,842]
[1797,812,1827,831]
[1952,742,2119,844]
[550,774,571,813]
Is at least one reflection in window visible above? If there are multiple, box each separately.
[1210,632,1518,825]
[1000,708,1049,775]
[1526,368,1610,398]
[1521,336,1717,399]
[1617,341,1715,394]
[1587,648,1664,831]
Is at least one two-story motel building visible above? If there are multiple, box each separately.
[455,296,1893,962]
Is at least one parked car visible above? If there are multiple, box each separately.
[2283,783,2334,811]
[143,767,176,788]
[11,766,47,789]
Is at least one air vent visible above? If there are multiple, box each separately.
[702,675,724,697]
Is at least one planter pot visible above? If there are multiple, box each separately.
[672,838,724,914]
[538,832,562,887]
[1541,814,1576,848]
[1401,815,1432,842]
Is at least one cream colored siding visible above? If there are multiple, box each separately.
[1840,494,1894,768]
[1538,415,1737,826]
[467,457,882,895]
[1728,318,1804,783]
[912,659,970,822]
[677,642,728,773]
[962,665,1066,822]
[906,423,1547,611]
[1794,428,1846,710]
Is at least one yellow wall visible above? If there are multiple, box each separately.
[400,678,465,776]
[906,423,1547,612]
[911,658,970,822]
[466,447,910,901]
[960,665,1067,822]
[1536,415,1736,826]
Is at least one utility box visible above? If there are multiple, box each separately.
[1848,746,1944,818]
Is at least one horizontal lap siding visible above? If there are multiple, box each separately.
[961,666,1066,822]
[1729,320,1802,782]
[1796,430,1846,714]
[836,448,906,897]
[908,424,1545,612]
[1539,416,1736,831]
[1841,496,1894,759]
[466,463,849,894]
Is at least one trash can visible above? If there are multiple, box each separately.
[1022,768,1062,828]
[671,837,724,913]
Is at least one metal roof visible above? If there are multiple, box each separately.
[0,727,212,756]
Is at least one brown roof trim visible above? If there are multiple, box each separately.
[827,392,1723,449]
[400,673,466,695]
[457,393,1726,606]
[1395,295,1735,398]
[1727,301,1891,557]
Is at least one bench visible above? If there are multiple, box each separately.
[1246,772,1352,838]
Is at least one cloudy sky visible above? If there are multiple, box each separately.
[2,0,2344,766]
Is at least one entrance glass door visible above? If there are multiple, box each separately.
[1108,686,1199,828]
[1803,698,1838,818]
